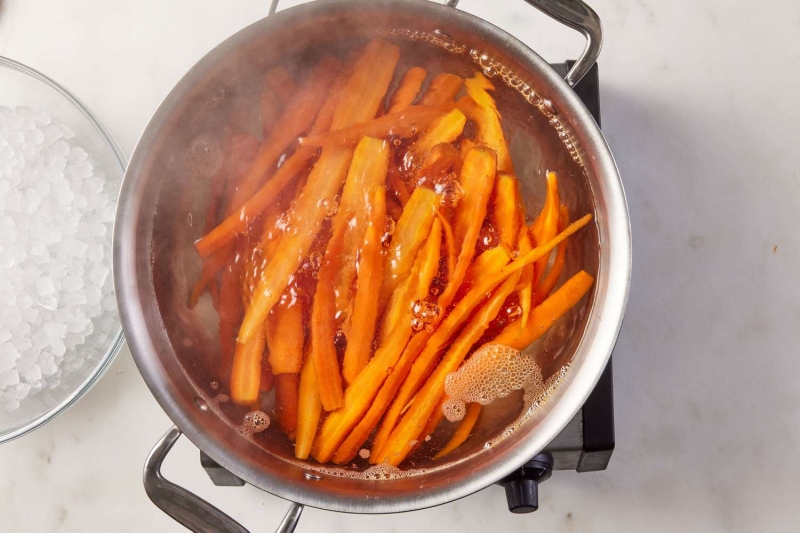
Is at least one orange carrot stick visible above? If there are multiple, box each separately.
[372,272,520,466]
[419,73,464,106]
[492,173,520,249]
[331,137,390,326]
[370,214,592,456]
[311,218,443,464]
[461,72,513,173]
[230,324,267,405]
[414,143,460,188]
[217,259,243,378]
[438,212,456,283]
[311,217,347,412]
[517,230,534,327]
[380,218,442,341]
[379,187,438,308]
[532,204,570,306]
[274,373,300,440]
[295,352,322,459]
[433,403,482,459]
[341,187,386,385]
[238,38,400,345]
[438,146,497,306]
[387,66,427,113]
[493,270,595,351]
[531,171,560,285]
[229,57,341,211]
[266,299,304,375]
[464,245,511,287]
[299,105,449,148]
[413,109,467,156]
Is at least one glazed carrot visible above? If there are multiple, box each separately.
[230,325,267,405]
[380,218,442,341]
[238,38,400,344]
[260,66,297,138]
[413,109,467,156]
[331,137,390,326]
[438,212,456,282]
[299,105,449,148]
[433,403,482,459]
[419,73,464,106]
[459,138,476,159]
[387,66,427,113]
[342,188,386,385]
[493,270,595,351]
[311,217,347,411]
[418,394,448,449]
[438,146,497,305]
[266,300,304,375]
[462,72,513,173]
[532,204,570,306]
[492,173,520,249]
[372,272,520,466]
[311,217,442,463]
[371,215,592,456]
[274,373,300,440]
[228,57,341,212]
[531,172,560,285]
[295,353,322,459]
[379,187,438,308]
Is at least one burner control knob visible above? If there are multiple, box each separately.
[497,453,554,514]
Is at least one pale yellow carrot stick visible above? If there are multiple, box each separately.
[433,402,482,459]
[372,272,520,466]
[295,351,322,460]
[387,66,427,113]
[341,187,386,385]
[238,38,400,345]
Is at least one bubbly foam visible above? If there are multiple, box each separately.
[443,344,541,422]
[237,410,271,439]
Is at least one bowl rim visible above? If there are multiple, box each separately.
[0,56,128,444]
[116,0,631,514]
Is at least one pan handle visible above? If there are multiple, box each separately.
[144,425,304,533]
[519,0,602,86]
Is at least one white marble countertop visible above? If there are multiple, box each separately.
[2,0,799,531]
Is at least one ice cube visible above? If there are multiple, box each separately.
[0,370,20,388]
[88,264,109,287]
[43,322,67,339]
[36,276,55,296]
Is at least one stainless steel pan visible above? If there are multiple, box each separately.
[114,0,630,531]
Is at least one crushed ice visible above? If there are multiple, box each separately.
[0,106,118,411]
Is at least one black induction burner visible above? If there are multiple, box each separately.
[199,61,615,515]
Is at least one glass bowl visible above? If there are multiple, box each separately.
[0,56,126,443]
